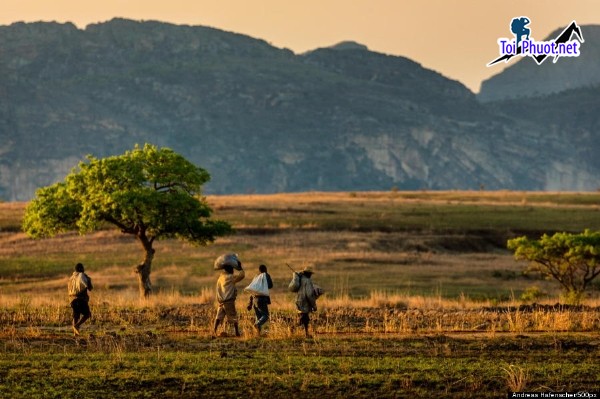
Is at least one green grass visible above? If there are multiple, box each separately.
[4,191,600,233]
[211,193,600,233]
[1,334,598,398]
[388,190,600,205]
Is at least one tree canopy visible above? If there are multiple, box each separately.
[507,230,600,304]
[23,143,232,296]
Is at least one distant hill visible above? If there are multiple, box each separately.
[0,19,599,201]
[479,24,600,191]
[478,25,600,102]
[485,84,600,189]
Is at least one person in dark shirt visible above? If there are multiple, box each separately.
[68,263,93,336]
[294,267,318,338]
[247,264,274,334]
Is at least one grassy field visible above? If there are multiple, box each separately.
[1,191,600,398]
[1,330,599,398]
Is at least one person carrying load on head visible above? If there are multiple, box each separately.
[213,254,245,337]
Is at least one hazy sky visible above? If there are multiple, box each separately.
[2,0,599,92]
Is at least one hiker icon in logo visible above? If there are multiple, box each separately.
[510,17,531,53]
[488,18,584,67]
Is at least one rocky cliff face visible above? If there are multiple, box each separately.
[0,19,599,201]
[485,83,600,191]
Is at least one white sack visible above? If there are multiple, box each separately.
[244,273,269,296]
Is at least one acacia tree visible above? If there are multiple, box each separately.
[507,230,600,304]
[23,144,232,298]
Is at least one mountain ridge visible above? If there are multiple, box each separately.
[1,19,599,201]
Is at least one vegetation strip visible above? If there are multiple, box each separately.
[1,333,598,398]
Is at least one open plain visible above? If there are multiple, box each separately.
[1,191,599,398]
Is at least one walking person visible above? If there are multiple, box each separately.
[214,262,245,337]
[245,264,273,334]
[289,266,320,338]
[68,263,93,336]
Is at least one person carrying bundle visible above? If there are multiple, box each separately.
[68,263,94,336]
[213,254,245,337]
[245,264,274,334]
[288,266,323,338]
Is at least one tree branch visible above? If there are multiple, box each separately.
[105,215,136,234]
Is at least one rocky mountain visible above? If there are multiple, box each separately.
[485,84,600,190]
[479,24,600,191]
[478,25,600,102]
[0,19,598,201]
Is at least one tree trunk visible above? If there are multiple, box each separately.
[134,235,155,298]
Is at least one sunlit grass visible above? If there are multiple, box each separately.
[2,192,600,397]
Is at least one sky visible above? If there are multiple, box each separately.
[2,0,599,93]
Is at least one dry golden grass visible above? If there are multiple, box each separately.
[0,228,556,300]
[2,281,599,338]
[2,191,600,338]
[207,190,600,207]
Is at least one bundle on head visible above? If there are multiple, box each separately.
[214,253,242,271]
